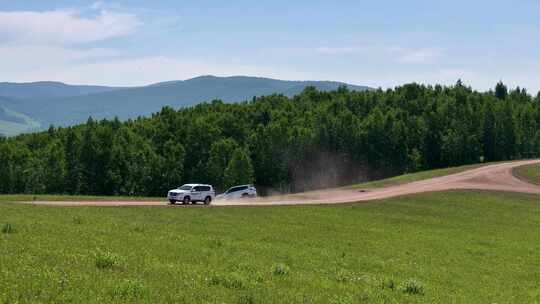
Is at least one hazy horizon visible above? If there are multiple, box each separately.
[1,1,539,94]
[0,75,533,96]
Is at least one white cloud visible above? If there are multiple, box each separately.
[91,1,106,10]
[0,5,537,96]
[390,47,445,64]
[2,46,539,94]
[0,6,304,86]
[315,46,365,55]
[0,9,140,45]
[0,45,117,63]
[0,53,310,86]
[0,45,121,84]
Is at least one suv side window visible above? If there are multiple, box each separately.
[228,186,248,193]
[193,186,203,191]
[200,186,211,191]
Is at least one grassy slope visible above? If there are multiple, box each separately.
[0,106,41,136]
[1,190,540,303]
[0,194,163,202]
[349,163,487,189]
[513,163,540,185]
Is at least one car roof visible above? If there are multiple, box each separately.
[182,184,212,187]
[229,184,253,188]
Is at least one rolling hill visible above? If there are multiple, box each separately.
[0,76,370,136]
[0,97,41,137]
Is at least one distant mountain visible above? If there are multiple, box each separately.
[0,76,371,136]
[0,81,120,100]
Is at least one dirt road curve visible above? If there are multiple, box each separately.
[23,159,540,207]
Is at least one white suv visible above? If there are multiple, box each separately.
[216,185,257,200]
[168,184,215,205]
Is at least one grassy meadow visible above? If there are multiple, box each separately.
[348,163,487,189]
[0,194,163,202]
[514,163,540,185]
[1,190,540,303]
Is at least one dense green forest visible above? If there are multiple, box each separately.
[1,81,539,196]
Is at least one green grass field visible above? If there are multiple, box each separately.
[349,163,486,189]
[1,190,540,303]
[0,194,163,202]
[513,163,540,185]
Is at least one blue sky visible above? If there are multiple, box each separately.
[1,1,539,93]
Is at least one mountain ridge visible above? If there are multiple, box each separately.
[0,81,121,101]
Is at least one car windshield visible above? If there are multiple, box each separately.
[178,185,192,190]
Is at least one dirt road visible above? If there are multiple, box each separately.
[22,159,540,207]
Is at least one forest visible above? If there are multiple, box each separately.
[0,81,539,196]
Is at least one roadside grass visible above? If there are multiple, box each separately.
[0,194,163,202]
[1,190,540,303]
[348,163,488,189]
[513,163,540,185]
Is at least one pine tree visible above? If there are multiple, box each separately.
[207,138,240,191]
[500,101,516,159]
[64,128,81,194]
[162,140,186,191]
[43,140,67,193]
[224,148,254,188]
[0,143,13,193]
[79,117,99,194]
[483,102,497,161]
[495,81,508,100]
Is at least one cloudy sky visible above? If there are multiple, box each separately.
[1,0,539,93]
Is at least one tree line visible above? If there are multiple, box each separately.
[1,81,539,196]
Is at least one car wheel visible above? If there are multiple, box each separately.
[169,199,176,204]
[182,196,190,205]
[204,196,212,205]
